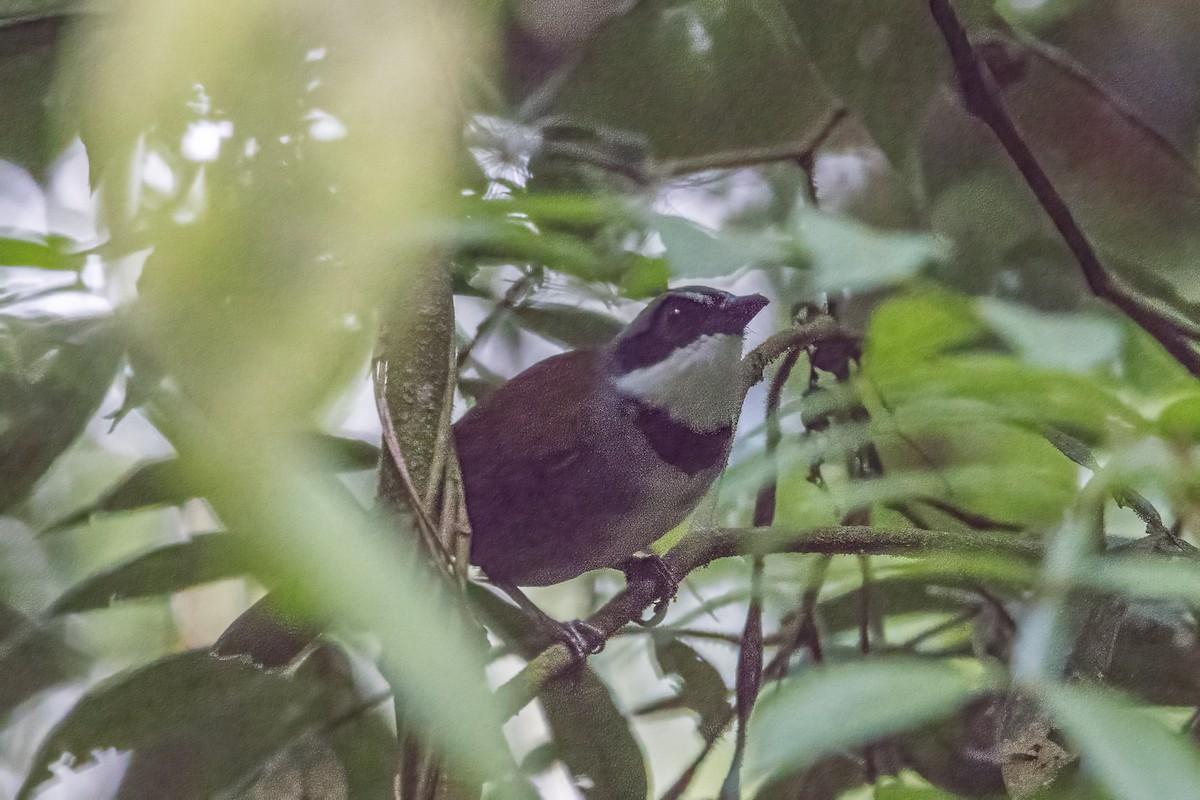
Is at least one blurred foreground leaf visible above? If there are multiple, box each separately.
[65,0,514,785]
[50,533,251,614]
[472,585,647,798]
[46,434,378,532]
[1039,682,1200,799]
[0,601,82,720]
[0,312,121,513]
[743,658,993,793]
[0,233,81,270]
[45,458,191,532]
[17,649,350,799]
[0,16,67,174]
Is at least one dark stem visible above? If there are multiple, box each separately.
[721,346,805,797]
[927,0,1200,376]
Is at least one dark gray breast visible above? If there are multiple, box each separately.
[623,397,732,475]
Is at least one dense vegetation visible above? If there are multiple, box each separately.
[3,0,1200,797]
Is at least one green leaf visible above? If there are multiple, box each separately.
[651,636,731,743]
[0,17,66,174]
[1122,322,1196,397]
[976,298,1122,373]
[47,434,374,531]
[0,312,122,513]
[50,533,254,615]
[17,649,344,800]
[1039,683,1200,800]
[453,217,609,280]
[864,291,1145,449]
[469,586,647,798]
[867,405,1081,527]
[0,232,80,270]
[540,0,839,173]
[864,289,985,373]
[797,208,946,293]
[1155,394,1200,444]
[1074,556,1200,608]
[618,254,670,299]
[0,602,83,719]
[817,577,969,636]
[652,213,785,279]
[539,669,649,800]
[469,192,632,237]
[742,658,992,793]
[782,0,948,180]
[304,433,380,471]
[510,303,624,349]
[994,0,1086,30]
[44,458,193,532]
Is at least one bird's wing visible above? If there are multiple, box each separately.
[453,349,603,479]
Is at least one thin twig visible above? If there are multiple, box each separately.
[901,608,981,651]
[661,107,848,176]
[456,273,535,369]
[423,342,460,513]
[927,0,1200,376]
[764,555,830,680]
[612,626,745,645]
[373,359,452,566]
[857,556,874,656]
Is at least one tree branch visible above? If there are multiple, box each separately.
[494,524,1039,717]
[927,0,1200,377]
[740,315,840,391]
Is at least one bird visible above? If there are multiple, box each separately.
[456,285,768,653]
[213,285,768,665]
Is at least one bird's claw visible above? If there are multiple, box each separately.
[559,619,606,661]
[621,554,679,628]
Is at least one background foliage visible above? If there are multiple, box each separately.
[3,0,1200,798]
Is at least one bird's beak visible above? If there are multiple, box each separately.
[721,293,769,331]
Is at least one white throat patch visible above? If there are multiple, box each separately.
[615,334,746,431]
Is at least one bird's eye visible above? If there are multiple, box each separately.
[668,306,683,320]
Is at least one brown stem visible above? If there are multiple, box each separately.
[494,524,1040,717]
[741,316,840,391]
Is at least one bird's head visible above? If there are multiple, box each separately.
[610,287,769,430]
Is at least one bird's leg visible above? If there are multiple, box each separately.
[496,581,606,660]
[620,553,679,628]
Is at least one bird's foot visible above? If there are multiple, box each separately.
[621,553,679,628]
[494,581,606,662]
[558,619,606,661]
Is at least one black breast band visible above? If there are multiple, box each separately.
[626,399,732,475]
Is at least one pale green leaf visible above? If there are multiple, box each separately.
[743,659,992,793]
[1040,683,1200,800]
